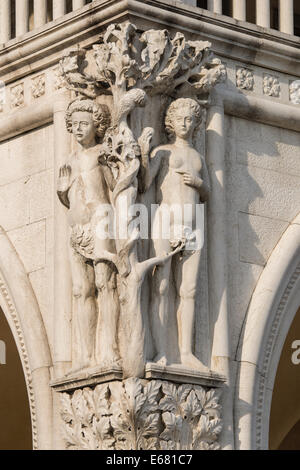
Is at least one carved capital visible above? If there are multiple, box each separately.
[60,379,222,450]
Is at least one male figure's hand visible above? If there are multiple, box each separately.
[58,164,72,193]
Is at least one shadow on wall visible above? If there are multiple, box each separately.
[0,308,32,450]
[221,75,299,448]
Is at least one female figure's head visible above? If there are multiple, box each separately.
[165,98,203,142]
[66,99,111,147]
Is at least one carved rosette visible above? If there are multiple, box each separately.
[263,74,280,97]
[60,379,222,450]
[236,67,254,91]
[10,83,24,108]
[31,74,46,99]
[290,80,300,105]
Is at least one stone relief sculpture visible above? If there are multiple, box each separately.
[54,21,227,450]
[58,22,226,378]
[57,98,120,371]
[139,98,210,369]
[290,80,300,105]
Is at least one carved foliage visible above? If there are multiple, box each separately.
[31,75,46,99]
[111,379,161,450]
[236,68,254,91]
[60,380,222,450]
[10,83,24,108]
[263,74,280,97]
[61,384,114,450]
[160,383,222,450]
[60,23,226,101]
[290,80,300,105]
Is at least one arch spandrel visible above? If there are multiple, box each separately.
[235,214,300,449]
[0,226,53,449]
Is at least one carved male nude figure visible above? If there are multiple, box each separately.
[57,99,119,371]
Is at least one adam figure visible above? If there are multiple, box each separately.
[57,99,119,371]
[140,98,210,370]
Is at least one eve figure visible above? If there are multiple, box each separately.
[139,98,210,370]
[57,99,120,371]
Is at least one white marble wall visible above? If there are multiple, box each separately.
[225,116,300,357]
[0,125,55,356]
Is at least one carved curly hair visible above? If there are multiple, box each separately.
[65,99,111,140]
[165,98,203,140]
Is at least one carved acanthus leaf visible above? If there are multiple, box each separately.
[60,380,223,451]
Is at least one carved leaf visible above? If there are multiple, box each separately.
[182,389,202,421]
[82,426,99,450]
[142,412,160,437]
[72,390,92,427]
[93,384,111,418]
[159,382,178,412]
[140,437,159,450]
[60,380,222,450]
[160,411,182,442]
[204,389,222,410]
[177,384,193,405]
[60,393,74,424]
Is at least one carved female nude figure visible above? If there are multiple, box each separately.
[57,99,119,371]
[140,98,210,370]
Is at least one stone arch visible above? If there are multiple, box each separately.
[0,226,53,449]
[235,214,300,449]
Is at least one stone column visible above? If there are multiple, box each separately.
[73,0,85,9]
[53,0,67,19]
[0,0,11,43]
[256,0,270,28]
[232,0,246,21]
[15,0,30,36]
[207,0,222,14]
[206,91,234,449]
[34,0,47,28]
[53,91,72,379]
[279,0,294,35]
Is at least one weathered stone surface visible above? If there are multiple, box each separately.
[238,212,289,266]
[8,220,46,273]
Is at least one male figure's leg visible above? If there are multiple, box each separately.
[69,248,97,371]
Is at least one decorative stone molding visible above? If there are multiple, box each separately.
[289,80,300,104]
[10,83,24,108]
[60,378,222,450]
[263,74,280,97]
[236,67,254,91]
[31,75,46,99]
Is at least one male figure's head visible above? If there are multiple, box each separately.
[165,98,203,142]
[66,99,111,147]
